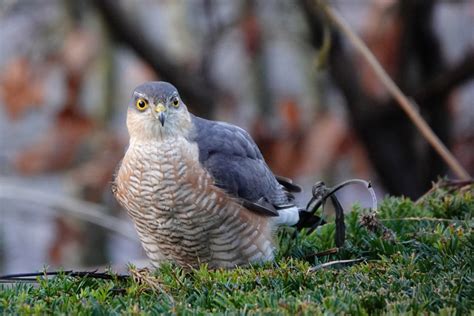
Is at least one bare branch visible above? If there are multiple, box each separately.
[0,179,137,240]
[416,50,474,103]
[314,0,470,180]
[380,217,471,224]
[94,0,215,116]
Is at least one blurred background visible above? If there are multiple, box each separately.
[0,0,472,274]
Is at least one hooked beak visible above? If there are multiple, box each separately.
[154,103,166,126]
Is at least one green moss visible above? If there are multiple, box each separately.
[1,185,473,315]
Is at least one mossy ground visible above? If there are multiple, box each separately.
[1,184,473,315]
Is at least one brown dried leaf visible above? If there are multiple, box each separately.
[0,58,44,120]
[279,98,301,134]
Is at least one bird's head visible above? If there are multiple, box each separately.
[126,81,192,141]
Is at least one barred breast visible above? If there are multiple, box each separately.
[114,136,275,268]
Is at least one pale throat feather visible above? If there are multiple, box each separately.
[126,107,193,142]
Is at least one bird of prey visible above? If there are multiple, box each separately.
[113,81,351,268]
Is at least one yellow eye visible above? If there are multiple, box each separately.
[171,97,180,108]
[136,98,148,111]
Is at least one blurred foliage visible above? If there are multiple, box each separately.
[1,185,472,314]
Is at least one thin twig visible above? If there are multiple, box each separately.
[415,179,474,205]
[308,258,365,272]
[314,0,470,180]
[94,0,215,116]
[380,217,471,224]
[0,270,129,283]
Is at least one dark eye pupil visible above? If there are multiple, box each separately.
[138,100,145,107]
[173,99,179,105]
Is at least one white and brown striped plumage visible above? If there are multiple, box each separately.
[114,82,301,268]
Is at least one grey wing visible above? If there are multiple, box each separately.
[189,115,296,216]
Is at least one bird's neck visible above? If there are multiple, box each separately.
[129,131,187,145]
[128,133,200,165]
[126,112,193,142]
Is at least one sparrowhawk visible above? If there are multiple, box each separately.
[113,81,328,268]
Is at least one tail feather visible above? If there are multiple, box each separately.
[273,206,300,226]
[275,175,302,193]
